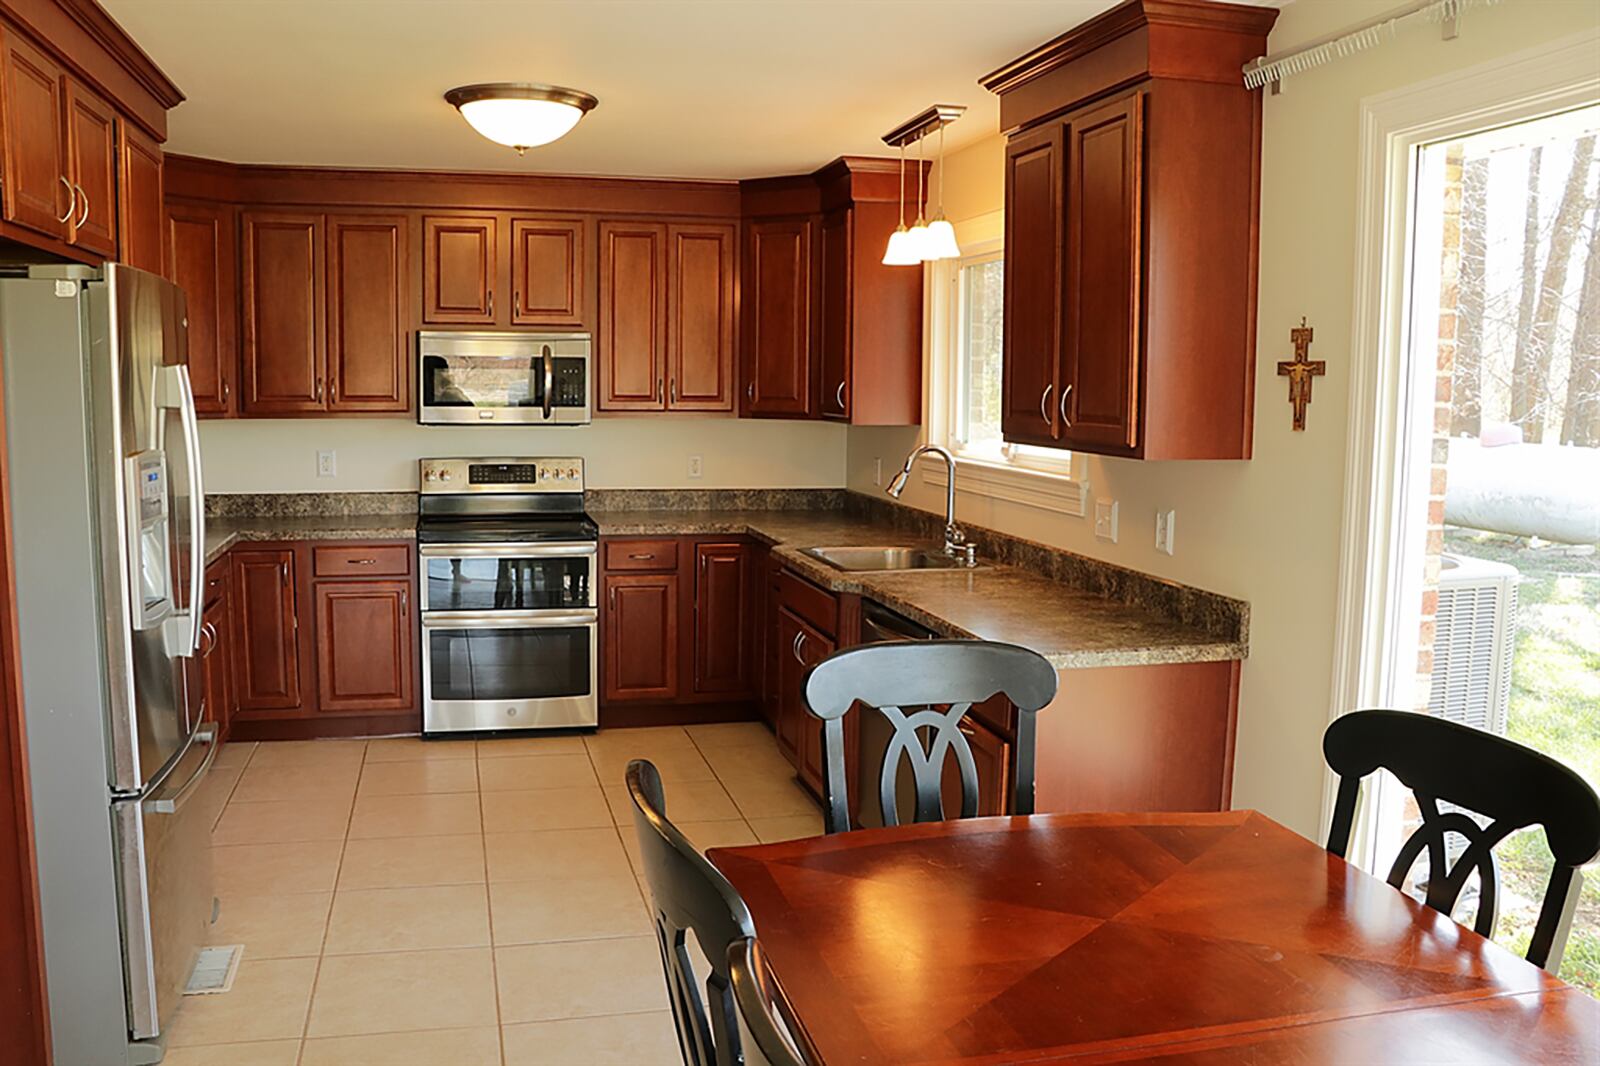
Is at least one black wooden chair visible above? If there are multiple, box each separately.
[727,937,819,1066]
[627,759,756,1066]
[802,640,1058,834]
[1324,709,1600,971]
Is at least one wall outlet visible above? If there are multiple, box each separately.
[1094,498,1119,543]
[687,455,703,479]
[873,457,883,487]
[1155,509,1176,555]
[316,450,337,478]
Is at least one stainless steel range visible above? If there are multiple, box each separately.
[417,457,598,734]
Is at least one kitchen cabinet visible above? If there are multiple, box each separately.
[602,572,680,703]
[313,580,414,713]
[242,210,409,415]
[118,124,165,274]
[326,214,409,412]
[422,214,496,324]
[693,541,753,695]
[940,713,1011,818]
[0,27,70,240]
[742,217,814,418]
[166,200,237,416]
[512,216,586,326]
[201,562,235,742]
[771,566,842,786]
[984,0,1275,460]
[598,220,736,413]
[63,77,119,258]
[231,548,302,712]
[791,612,837,797]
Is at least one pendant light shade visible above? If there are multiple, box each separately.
[879,103,967,265]
[446,83,598,154]
[904,133,933,259]
[923,123,961,261]
[882,141,919,265]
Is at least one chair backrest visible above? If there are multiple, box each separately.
[802,640,1058,834]
[627,759,756,1066]
[1323,709,1600,971]
[728,937,818,1066]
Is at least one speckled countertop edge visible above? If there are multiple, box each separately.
[203,515,416,566]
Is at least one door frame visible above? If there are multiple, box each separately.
[1328,29,1600,866]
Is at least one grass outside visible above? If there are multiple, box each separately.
[1443,528,1600,996]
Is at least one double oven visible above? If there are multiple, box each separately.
[417,458,598,733]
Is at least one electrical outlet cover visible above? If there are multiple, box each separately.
[1094,499,1119,543]
[316,450,337,478]
[688,455,703,479]
[1156,509,1175,555]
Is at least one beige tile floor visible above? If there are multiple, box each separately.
[171,722,824,1066]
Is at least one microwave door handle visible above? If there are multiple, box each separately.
[155,364,205,657]
[542,345,554,421]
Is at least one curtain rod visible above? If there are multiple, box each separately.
[1242,0,1499,92]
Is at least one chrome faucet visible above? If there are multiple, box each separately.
[886,444,973,563]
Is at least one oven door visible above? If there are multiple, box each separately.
[420,543,595,614]
[421,611,598,732]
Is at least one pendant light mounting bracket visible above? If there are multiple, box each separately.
[881,104,967,149]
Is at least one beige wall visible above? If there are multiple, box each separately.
[202,418,848,493]
[849,0,1600,839]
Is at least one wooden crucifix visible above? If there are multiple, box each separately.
[1276,317,1325,431]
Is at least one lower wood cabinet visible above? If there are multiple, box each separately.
[313,580,414,712]
[941,713,1010,818]
[201,561,235,742]
[231,547,302,712]
[693,541,753,695]
[602,572,680,703]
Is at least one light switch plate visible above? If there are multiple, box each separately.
[688,455,703,479]
[1155,509,1176,555]
[316,450,336,478]
[1094,499,1119,543]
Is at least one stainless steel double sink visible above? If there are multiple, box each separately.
[801,546,977,572]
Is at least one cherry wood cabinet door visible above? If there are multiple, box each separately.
[327,214,408,412]
[231,549,302,712]
[166,201,237,416]
[597,220,667,411]
[774,606,806,762]
[314,580,414,713]
[118,124,164,273]
[63,78,118,257]
[789,614,836,795]
[817,209,851,422]
[511,217,585,326]
[940,715,1012,817]
[743,218,814,418]
[0,28,69,240]
[242,212,326,414]
[693,541,752,695]
[1001,123,1063,447]
[666,222,736,411]
[422,214,497,324]
[201,584,234,741]
[603,573,679,702]
[1062,93,1143,453]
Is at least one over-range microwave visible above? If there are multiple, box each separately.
[418,331,591,425]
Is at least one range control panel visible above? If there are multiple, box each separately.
[419,457,585,493]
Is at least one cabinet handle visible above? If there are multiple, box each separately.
[792,630,806,664]
[609,585,616,608]
[1039,384,1053,427]
[280,562,289,587]
[329,378,337,403]
[746,382,754,400]
[75,184,88,228]
[628,553,655,561]
[315,378,325,403]
[347,558,378,566]
[1059,383,1073,429]
[400,589,408,612]
[222,380,231,403]
[487,290,494,318]
[958,721,976,738]
[56,177,73,225]
[669,379,677,404]
[657,378,664,402]
[835,381,846,410]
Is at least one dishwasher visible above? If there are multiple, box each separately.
[855,600,938,828]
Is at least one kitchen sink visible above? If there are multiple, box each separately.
[801,546,975,572]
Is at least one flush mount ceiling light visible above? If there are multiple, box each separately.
[880,104,966,265]
[444,83,598,155]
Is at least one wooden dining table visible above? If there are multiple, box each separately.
[708,810,1599,1064]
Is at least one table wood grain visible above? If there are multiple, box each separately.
[708,810,1599,1064]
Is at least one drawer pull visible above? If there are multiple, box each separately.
[347,558,378,566]
[628,553,655,561]
[792,630,806,663]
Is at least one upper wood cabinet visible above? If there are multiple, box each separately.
[598,219,736,413]
[118,124,165,274]
[983,0,1276,460]
[63,77,118,257]
[242,210,409,416]
[166,200,237,416]
[422,214,496,324]
[0,27,71,240]
[742,217,814,418]
[512,216,586,326]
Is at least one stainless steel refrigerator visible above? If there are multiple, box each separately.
[0,263,214,1065]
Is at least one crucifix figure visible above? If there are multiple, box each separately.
[1276,317,1324,431]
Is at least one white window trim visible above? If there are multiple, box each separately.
[1330,27,1600,868]
[924,239,1089,518]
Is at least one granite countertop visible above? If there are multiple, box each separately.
[203,515,417,566]
[593,510,1245,669]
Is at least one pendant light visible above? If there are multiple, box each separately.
[923,123,961,261]
[445,83,598,155]
[905,133,933,260]
[882,140,920,266]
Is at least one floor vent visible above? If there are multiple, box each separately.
[184,945,243,996]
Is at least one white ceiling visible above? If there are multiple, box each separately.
[101,0,1134,180]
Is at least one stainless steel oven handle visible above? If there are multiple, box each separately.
[542,344,555,420]
[148,725,219,815]
[422,610,598,629]
[419,542,597,558]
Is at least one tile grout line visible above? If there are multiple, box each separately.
[293,740,365,1064]
[475,754,508,1066]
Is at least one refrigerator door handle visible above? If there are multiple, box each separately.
[147,725,218,815]
[156,364,205,657]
